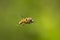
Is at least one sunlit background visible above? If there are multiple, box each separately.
[0,0,60,40]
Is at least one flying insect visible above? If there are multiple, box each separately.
[19,17,34,25]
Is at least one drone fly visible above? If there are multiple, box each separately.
[19,17,34,24]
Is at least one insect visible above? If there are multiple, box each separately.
[19,17,34,25]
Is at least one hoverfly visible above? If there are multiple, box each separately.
[19,17,34,25]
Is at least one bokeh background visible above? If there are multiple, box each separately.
[0,0,60,40]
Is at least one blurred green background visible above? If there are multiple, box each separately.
[0,0,60,40]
